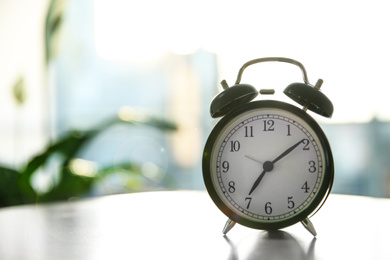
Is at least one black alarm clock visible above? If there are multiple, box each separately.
[202,57,334,236]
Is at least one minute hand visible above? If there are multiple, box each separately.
[271,139,306,164]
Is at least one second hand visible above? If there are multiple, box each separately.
[245,155,263,165]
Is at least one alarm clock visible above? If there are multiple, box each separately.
[202,57,334,236]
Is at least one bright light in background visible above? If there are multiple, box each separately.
[94,0,166,61]
[94,0,390,123]
[94,0,205,60]
[70,158,98,178]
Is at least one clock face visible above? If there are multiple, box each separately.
[203,100,333,230]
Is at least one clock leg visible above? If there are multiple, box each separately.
[301,218,317,236]
[222,219,236,235]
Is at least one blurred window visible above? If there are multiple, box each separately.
[2,0,390,198]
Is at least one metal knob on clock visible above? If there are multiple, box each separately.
[210,80,258,118]
[283,79,334,118]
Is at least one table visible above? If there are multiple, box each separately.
[0,191,389,259]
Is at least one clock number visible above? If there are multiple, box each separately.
[301,181,310,193]
[263,120,275,131]
[245,197,252,209]
[302,139,310,150]
[222,161,230,173]
[245,126,254,137]
[308,160,316,173]
[265,202,272,215]
[287,124,291,136]
[230,141,240,152]
[287,196,295,209]
[228,181,236,193]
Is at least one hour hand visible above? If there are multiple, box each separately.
[248,168,267,195]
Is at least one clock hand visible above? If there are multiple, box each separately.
[271,138,306,164]
[248,168,267,195]
[248,139,306,196]
[245,155,263,165]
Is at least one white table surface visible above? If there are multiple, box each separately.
[0,191,389,259]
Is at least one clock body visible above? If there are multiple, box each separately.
[202,100,334,230]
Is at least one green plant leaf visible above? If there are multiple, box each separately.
[18,111,177,204]
[45,0,66,62]
[12,76,26,105]
[36,166,93,203]
[0,166,30,206]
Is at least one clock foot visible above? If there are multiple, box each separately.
[301,218,317,237]
[222,219,236,235]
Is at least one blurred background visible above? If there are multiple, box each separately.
[1,0,390,206]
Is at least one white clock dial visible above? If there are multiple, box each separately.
[212,107,324,222]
